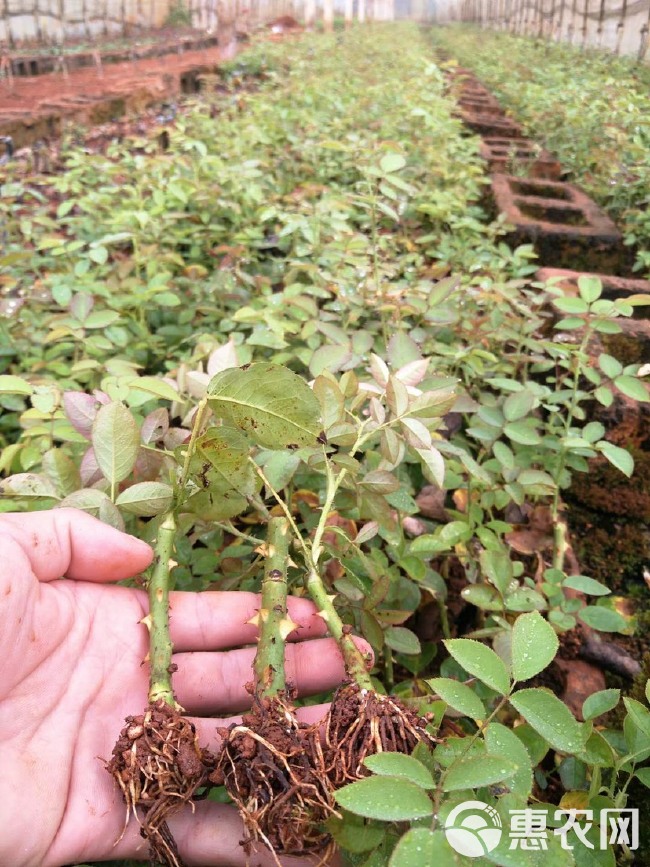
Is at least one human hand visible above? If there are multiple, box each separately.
[0,509,369,866]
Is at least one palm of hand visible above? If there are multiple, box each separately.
[3,576,151,866]
[0,510,354,867]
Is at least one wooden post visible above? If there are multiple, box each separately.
[638,7,650,62]
[323,0,334,30]
[615,0,627,53]
[304,0,316,28]
[581,0,589,47]
[217,0,237,57]
[567,0,578,42]
[556,0,565,40]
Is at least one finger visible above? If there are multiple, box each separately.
[173,636,373,714]
[0,508,153,582]
[189,703,331,754]
[168,590,329,652]
[112,800,341,866]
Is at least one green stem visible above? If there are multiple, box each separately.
[384,648,395,691]
[145,398,212,706]
[148,511,177,707]
[248,493,272,520]
[214,520,264,546]
[250,460,311,563]
[553,517,569,572]
[438,596,451,640]
[550,326,592,572]
[432,693,510,829]
[588,765,601,801]
[311,457,346,564]
[179,397,209,495]
[252,445,375,691]
[307,566,373,690]
[304,448,375,689]
[254,517,291,699]
[616,768,638,807]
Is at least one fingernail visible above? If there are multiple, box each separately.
[131,537,153,556]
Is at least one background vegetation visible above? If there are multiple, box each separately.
[0,22,649,867]
[432,25,650,276]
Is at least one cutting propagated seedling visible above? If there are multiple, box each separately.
[106,471,217,865]
[102,357,451,865]
[204,362,448,782]
[212,516,336,861]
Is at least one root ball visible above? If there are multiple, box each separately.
[212,695,335,863]
[107,700,215,867]
[324,683,438,786]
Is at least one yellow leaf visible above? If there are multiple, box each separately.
[559,791,590,811]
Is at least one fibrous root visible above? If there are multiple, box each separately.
[107,700,216,867]
[211,693,336,865]
[324,682,438,786]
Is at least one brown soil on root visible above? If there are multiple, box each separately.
[210,694,335,864]
[107,699,216,867]
[324,683,439,786]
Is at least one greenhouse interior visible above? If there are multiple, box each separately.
[0,1,649,865]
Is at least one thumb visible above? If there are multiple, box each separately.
[0,508,153,582]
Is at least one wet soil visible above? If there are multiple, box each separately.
[324,682,439,785]
[107,700,215,867]
[212,694,334,860]
[0,38,235,149]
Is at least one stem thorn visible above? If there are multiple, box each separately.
[140,614,153,631]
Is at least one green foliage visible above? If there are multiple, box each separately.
[163,0,192,27]
[206,363,322,448]
[334,775,434,821]
[511,611,558,682]
[583,689,621,721]
[445,639,510,694]
[0,24,648,867]
[388,829,455,867]
[433,26,650,275]
[334,643,650,865]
